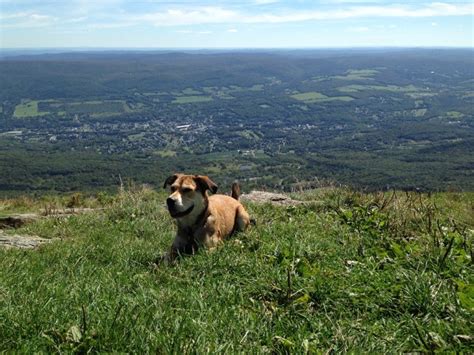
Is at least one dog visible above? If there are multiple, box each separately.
[161,174,250,262]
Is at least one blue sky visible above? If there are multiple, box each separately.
[1,1,473,48]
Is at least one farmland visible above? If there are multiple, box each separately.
[0,48,473,195]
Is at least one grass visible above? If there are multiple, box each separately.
[153,150,177,158]
[446,111,465,119]
[412,108,427,117]
[172,96,213,104]
[14,99,132,118]
[0,187,473,352]
[181,88,202,95]
[291,92,354,103]
[337,84,421,94]
[13,100,49,118]
[333,69,379,80]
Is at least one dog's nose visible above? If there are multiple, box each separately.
[166,198,175,209]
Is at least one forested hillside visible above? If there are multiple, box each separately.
[1,49,473,195]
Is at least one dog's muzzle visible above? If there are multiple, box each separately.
[166,198,194,218]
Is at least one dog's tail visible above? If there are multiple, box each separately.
[231,182,241,200]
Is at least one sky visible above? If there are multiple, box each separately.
[1,0,473,49]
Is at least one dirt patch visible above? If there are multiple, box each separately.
[241,191,303,206]
[0,230,52,249]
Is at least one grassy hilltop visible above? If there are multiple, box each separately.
[0,187,473,352]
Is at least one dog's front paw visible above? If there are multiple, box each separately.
[153,251,176,267]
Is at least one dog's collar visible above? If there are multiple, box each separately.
[181,202,209,237]
[171,204,194,218]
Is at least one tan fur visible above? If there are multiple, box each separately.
[162,174,250,262]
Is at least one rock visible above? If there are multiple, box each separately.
[240,191,303,206]
[0,230,52,249]
[0,208,103,229]
[0,214,39,228]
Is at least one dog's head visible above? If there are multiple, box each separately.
[163,174,218,219]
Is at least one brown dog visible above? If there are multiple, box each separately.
[162,174,250,262]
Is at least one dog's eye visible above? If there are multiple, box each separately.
[182,187,192,193]
[170,186,177,192]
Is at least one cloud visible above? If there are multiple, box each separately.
[1,12,57,28]
[175,30,213,35]
[253,0,280,5]
[349,26,369,32]
[227,28,238,32]
[134,3,473,27]
[2,2,472,30]
[88,22,135,29]
[136,7,236,27]
[67,16,88,23]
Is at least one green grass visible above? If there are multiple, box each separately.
[412,108,427,117]
[446,111,465,119]
[181,88,202,95]
[14,99,132,118]
[249,84,265,91]
[333,69,379,80]
[13,100,48,118]
[0,188,473,352]
[153,150,177,158]
[291,92,354,103]
[337,84,422,94]
[172,96,213,104]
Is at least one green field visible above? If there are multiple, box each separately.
[172,96,213,104]
[14,99,131,118]
[181,88,202,95]
[291,92,354,103]
[333,69,379,80]
[446,111,465,119]
[1,188,472,352]
[337,84,422,93]
[13,100,49,118]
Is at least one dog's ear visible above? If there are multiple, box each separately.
[194,175,218,194]
[163,174,181,189]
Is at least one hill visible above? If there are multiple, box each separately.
[1,49,473,195]
[0,187,472,352]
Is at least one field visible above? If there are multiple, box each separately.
[337,84,421,93]
[172,96,213,104]
[290,92,354,103]
[14,100,131,118]
[1,187,473,352]
[13,100,48,118]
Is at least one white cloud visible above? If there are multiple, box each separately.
[349,26,369,32]
[88,22,135,29]
[67,17,88,23]
[136,7,236,27]
[2,2,472,30]
[1,12,57,28]
[227,28,238,32]
[253,0,280,5]
[431,22,438,26]
[175,30,213,35]
[133,3,473,27]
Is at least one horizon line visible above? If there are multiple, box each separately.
[2,45,473,51]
